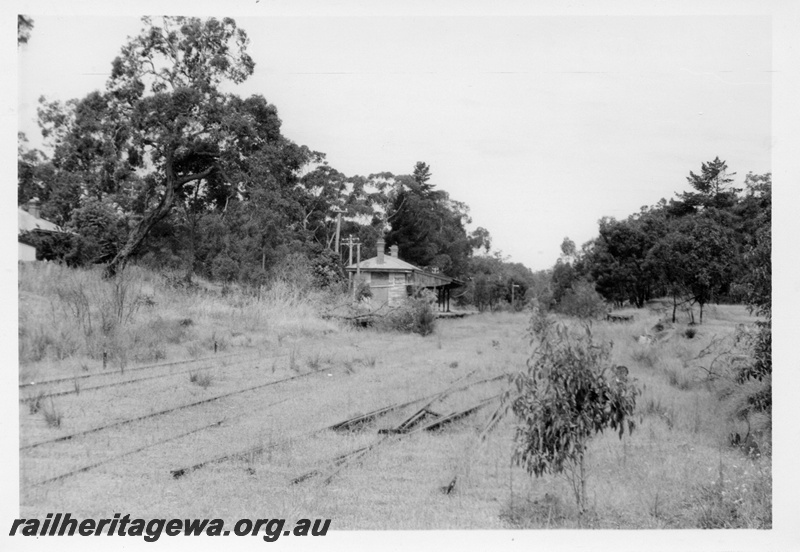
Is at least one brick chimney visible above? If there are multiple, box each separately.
[376,238,385,264]
[27,198,41,219]
[390,245,399,258]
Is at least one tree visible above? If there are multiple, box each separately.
[95,16,256,276]
[464,253,537,311]
[18,133,50,206]
[550,258,576,306]
[560,237,577,262]
[582,214,664,308]
[386,163,475,277]
[677,157,740,212]
[510,310,638,514]
[469,226,492,253]
[736,173,771,381]
[649,214,738,323]
[18,15,33,45]
[412,161,433,194]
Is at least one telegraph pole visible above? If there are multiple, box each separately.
[332,207,344,256]
[343,235,360,293]
[354,241,362,299]
[346,235,354,266]
[511,283,520,310]
[341,235,361,297]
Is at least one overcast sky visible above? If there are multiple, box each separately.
[16,11,773,271]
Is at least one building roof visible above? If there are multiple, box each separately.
[345,255,418,272]
[346,254,464,288]
[18,207,61,233]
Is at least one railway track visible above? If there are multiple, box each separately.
[21,332,513,492]
[19,351,285,402]
[170,372,508,480]
[19,350,256,389]
[21,363,333,451]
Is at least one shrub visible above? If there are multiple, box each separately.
[555,281,607,319]
[212,252,240,282]
[374,292,437,336]
[69,197,129,263]
[18,230,94,266]
[509,309,638,514]
[354,280,372,301]
[308,246,345,289]
[410,294,437,336]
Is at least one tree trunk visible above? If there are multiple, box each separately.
[103,157,213,279]
[672,295,677,323]
[579,451,587,514]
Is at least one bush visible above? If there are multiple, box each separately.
[69,198,129,263]
[509,308,638,514]
[374,292,437,336]
[410,294,437,336]
[307,246,345,289]
[355,280,372,301]
[211,252,240,282]
[555,280,607,319]
[18,230,95,266]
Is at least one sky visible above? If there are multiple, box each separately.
[15,10,773,272]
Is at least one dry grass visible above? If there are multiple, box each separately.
[18,268,770,532]
[18,263,339,383]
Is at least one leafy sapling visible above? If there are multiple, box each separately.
[509,308,638,515]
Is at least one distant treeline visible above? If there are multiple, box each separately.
[544,158,771,323]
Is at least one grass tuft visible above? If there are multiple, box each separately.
[664,367,693,391]
[289,346,300,372]
[26,390,46,415]
[630,345,659,368]
[306,351,322,370]
[189,372,213,389]
[42,399,63,428]
[500,493,568,529]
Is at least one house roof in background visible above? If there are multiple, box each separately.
[18,207,60,233]
[346,254,464,287]
[345,255,418,272]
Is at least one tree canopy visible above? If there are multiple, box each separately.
[551,159,770,323]
[19,18,495,290]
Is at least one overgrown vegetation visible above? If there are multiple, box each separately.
[18,262,338,370]
[509,309,639,515]
[351,291,438,336]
